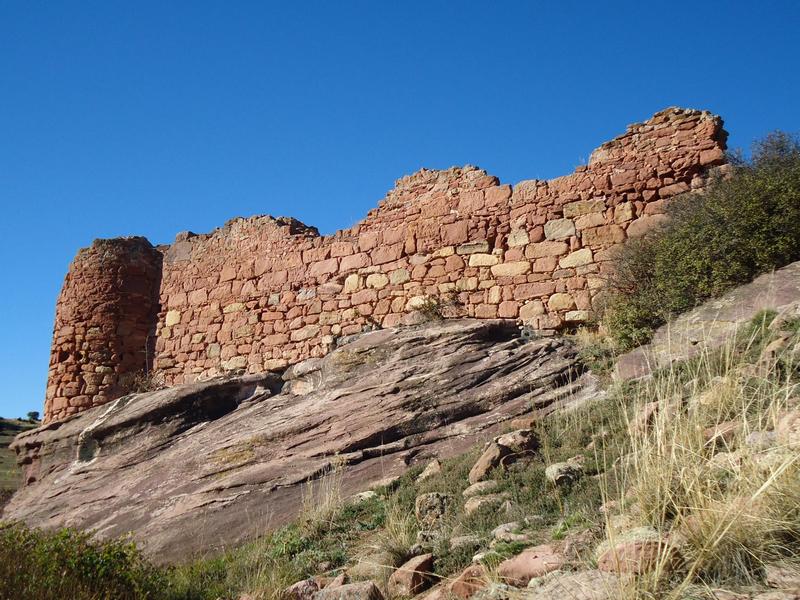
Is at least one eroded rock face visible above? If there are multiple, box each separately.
[616,261,800,380]
[4,319,601,564]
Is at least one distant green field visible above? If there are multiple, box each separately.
[0,418,36,505]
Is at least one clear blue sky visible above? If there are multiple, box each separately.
[1,1,798,418]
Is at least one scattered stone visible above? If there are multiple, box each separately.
[630,401,660,435]
[462,480,499,498]
[703,420,741,447]
[464,493,510,516]
[352,490,378,504]
[314,581,384,600]
[449,564,487,599]
[347,552,395,582]
[471,583,515,600]
[776,411,800,449]
[545,459,584,486]
[450,534,483,551]
[495,429,539,454]
[496,543,565,586]
[745,430,778,450]
[415,493,451,529]
[387,553,434,597]
[285,578,319,600]
[417,459,443,482]
[753,592,800,600]
[527,569,622,600]
[596,526,672,574]
[468,443,511,484]
[766,563,800,589]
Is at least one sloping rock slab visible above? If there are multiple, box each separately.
[616,261,800,380]
[3,319,600,563]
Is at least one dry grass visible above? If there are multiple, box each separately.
[598,316,800,598]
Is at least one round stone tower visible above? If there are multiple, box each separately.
[43,237,163,423]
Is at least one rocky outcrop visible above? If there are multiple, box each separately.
[616,261,800,380]
[4,319,601,563]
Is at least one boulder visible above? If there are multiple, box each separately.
[417,459,442,482]
[387,553,434,597]
[495,429,539,454]
[496,544,565,586]
[415,493,451,530]
[766,563,800,590]
[314,581,384,600]
[545,459,584,486]
[468,443,511,484]
[450,534,483,551]
[449,564,487,599]
[596,527,671,574]
[464,493,510,516]
[526,570,621,600]
[462,480,499,498]
[776,411,800,449]
[285,578,319,600]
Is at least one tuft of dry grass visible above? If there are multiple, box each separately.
[598,317,800,598]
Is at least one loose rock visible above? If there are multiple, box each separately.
[387,554,434,597]
[496,544,565,586]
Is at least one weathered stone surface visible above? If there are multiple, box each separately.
[387,554,434,597]
[417,459,442,482]
[545,459,583,486]
[416,493,452,530]
[314,581,384,600]
[7,320,603,563]
[496,544,565,586]
[468,443,511,484]
[526,570,621,600]
[544,219,576,240]
[450,564,487,599]
[464,492,510,516]
[596,527,671,574]
[285,578,320,600]
[463,480,499,498]
[616,261,800,380]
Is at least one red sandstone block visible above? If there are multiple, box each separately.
[359,231,381,251]
[372,243,404,265]
[330,241,356,257]
[309,257,339,277]
[340,252,370,272]
[513,281,556,300]
[351,289,378,304]
[474,304,497,318]
[498,301,519,318]
[442,221,469,245]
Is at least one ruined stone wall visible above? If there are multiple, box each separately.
[43,107,728,422]
[44,238,163,422]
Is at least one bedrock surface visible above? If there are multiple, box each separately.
[4,319,601,563]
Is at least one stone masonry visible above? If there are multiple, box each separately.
[43,107,728,422]
[44,238,163,422]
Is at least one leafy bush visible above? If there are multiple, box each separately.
[0,522,165,600]
[604,131,800,350]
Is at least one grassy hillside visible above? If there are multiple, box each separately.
[2,310,798,600]
[0,417,36,506]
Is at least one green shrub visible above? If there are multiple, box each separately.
[0,522,165,600]
[604,131,800,350]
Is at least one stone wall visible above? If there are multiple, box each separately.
[43,107,728,422]
[44,238,163,422]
